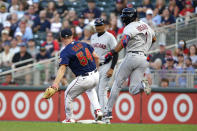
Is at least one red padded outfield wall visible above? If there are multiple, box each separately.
[0,88,197,124]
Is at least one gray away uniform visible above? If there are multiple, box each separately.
[106,20,155,112]
[91,32,117,112]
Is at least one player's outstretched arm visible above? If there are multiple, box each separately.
[43,65,66,99]
[53,65,67,86]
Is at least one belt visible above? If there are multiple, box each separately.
[99,62,105,66]
[78,69,97,77]
[128,51,146,56]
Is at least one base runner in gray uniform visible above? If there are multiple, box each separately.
[104,8,156,122]
[90,18,118,112]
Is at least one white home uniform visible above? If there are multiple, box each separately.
[90,31,117,112]
[106,20,155,112]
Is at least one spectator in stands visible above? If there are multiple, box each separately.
[62,19,70,30]
[15,31,23,44]
[188,44,197,68]
[160,7,175,26]
[12,42,32,68]
[3,21,11,36]
[168,0,179,18]
[50,13,62,37]
[65,9,78,25]
[8,0,18,13]
[151,42,166,65]
[78,14,86,29]
[41,32,59,57]
[155,0,166,15]
[33,0,41,15]
[15,19,33,42]
[83,0,101,18]
[173,46,184,62]
[36,46,51,85]
[25,5,37,26]
[16,1,26,19]
[141,9,157,29]
[33,10,50,33]
[114,0,125,16]
[1,29,11,43]
[137,0,154,18]
[46,1,56,20]
[164,56,175,70]
[160,78,169,88]
[176,56,195,87]
[178,40,189,55]
[1,73,18,86]
[0,41,13,69]
[179,1,194,17]
[153,8,162,26]
[175,53,185,69]
[0,4,10,24]
[27,39,38,58]
[10,13,19,37]
[0,0,9,8]
[70,26,79,41]
[108,15,119,37]
[79,25,93,43]
[10,38,20,54]
[56,0,68,18]
[185,57,195,71]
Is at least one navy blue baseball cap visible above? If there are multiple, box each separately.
[94,18,105,26]
[60,28,72,38]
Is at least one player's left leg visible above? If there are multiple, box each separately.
[104,56,131,117]
[129,60,151,95]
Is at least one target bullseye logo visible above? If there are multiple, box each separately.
[148,94,167,122]
[173,94,193,122]
[0,93,6,117]
[11,92,30,119]
[115,93,134,121]
[35,93,53,120]
[73,95,85,120]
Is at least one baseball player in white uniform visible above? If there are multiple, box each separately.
[90,18,118,112]
[104,8,156,121]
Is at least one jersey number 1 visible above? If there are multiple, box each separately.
[76,48,93,66]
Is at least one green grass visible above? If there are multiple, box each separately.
[0,121,197,131]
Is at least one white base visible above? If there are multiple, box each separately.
[76,120,106,124]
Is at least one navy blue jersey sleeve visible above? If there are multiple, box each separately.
[86,44,94,53]
[59,50,70,65]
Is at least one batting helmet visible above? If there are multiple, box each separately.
[94,18,105,26]
[120,8,137,25]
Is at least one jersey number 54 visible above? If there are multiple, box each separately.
[76,48,93,66]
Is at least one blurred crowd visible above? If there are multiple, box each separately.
[149,40,197,88]
[0,0,197,86]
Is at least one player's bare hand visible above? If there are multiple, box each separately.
[106,68,114,78]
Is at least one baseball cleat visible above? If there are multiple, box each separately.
[104,111,112,119]
[142,80,151,95]
[95,109,103,121]
[62,119,76,124]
